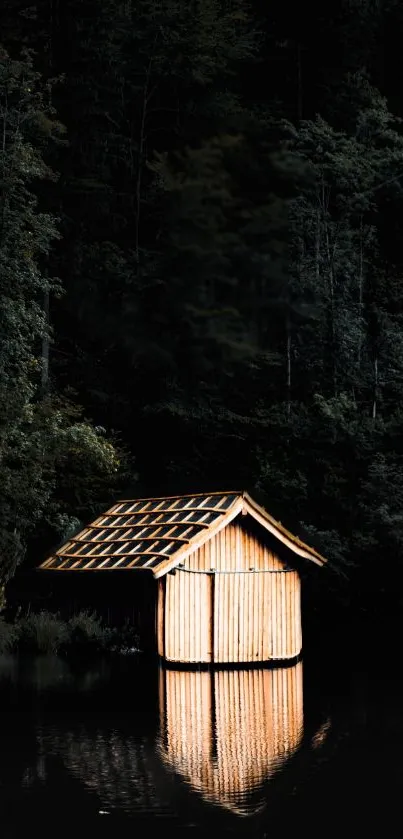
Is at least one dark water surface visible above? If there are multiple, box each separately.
[0,649,401,838]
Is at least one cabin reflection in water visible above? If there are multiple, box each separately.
[157,663,304,816]
[28,663,303,819]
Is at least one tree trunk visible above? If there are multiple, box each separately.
[41,287,50,395]
[297,42,303,122]
[134,33,159,267]
[324,216,337,396]
[286,312,291,416]
[315,205,321,284]
[372,356,378,420]
[358,215,364,369]
[39,1,58,397]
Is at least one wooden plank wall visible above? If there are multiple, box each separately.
[213,569,301,663]
[161,567,301,664]
[184,521,284,571]
[158,662,304,815]
[160,519,302,664]
[163,571,212,663]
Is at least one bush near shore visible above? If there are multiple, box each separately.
[0,610,140,656]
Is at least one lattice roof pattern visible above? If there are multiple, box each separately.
[39,491,326,576]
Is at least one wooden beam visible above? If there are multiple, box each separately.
[80,521,211,530]
[153,498,244,579]
[96,506,233,517]
[40,566,156,572]
[44,550,172,563]
[70,536,193,544]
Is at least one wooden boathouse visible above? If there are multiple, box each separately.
[39,491,326,664]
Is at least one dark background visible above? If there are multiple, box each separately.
[1,1,403,646]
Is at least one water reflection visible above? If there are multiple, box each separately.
[37,725,165,815]
[5,652,403,837]
[157,663,304,816]
[0,657,306,824]
[0,654,113,692]
[311,716,332,750]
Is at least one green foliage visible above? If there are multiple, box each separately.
[0,616,19,653]
[0,47,126,584]
[0,610,137,656]
[0,47,61,580]
[137,113,307,486]
[4,0,403,623]
[17,611,69,654]
[37,396,124,533]
[67,610,111,652]
[107,622,140,653]
[284,93,403,403]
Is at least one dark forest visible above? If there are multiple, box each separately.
[1,0,403,635]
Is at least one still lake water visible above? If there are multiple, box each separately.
[0,649,402,838]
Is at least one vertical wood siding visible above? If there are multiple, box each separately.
[161,568,301,664]
[184,521,285,571]
[164,571,212,662]
[158,518,303,664]
[157,578,165,657]
[158,662,304,815]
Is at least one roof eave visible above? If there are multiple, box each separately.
[242,493,326,566]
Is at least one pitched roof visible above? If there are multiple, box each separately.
[39,491,326,577]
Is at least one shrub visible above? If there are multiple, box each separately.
[18,611,69,654]
[104,621,140,655]
[0,617,18,653]
[113,621,140,652]
[66,610,111,653]
[0,610,140,657]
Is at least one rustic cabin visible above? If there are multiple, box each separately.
[38,491,326,664]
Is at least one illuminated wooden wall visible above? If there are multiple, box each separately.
[158,520,302,664]
[158,662,304,816]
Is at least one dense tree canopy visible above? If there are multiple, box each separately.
[2,0,403,619]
